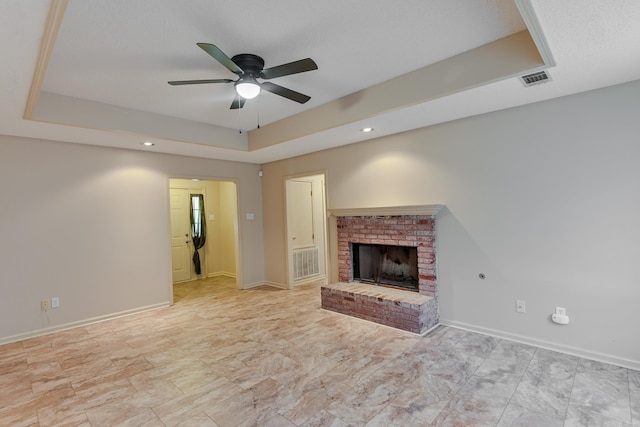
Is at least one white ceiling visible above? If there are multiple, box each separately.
[2,0,640,164]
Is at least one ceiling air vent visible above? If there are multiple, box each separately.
[519,70,551,87]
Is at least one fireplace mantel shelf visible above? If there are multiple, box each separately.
[328,204,444,217]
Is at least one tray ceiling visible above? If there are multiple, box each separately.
[2,0,640,163]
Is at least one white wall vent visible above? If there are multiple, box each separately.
[520,70,551,87]
[293,247,320,280]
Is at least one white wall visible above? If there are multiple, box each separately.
[262,79,640,369]
[0,136,263,342]
[219,181,238,276]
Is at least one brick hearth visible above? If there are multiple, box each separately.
[322,210,440,334]
[321,282,437,334]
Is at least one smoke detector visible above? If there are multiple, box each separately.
[519,70,551,87]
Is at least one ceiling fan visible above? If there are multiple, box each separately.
[168,43,318,109]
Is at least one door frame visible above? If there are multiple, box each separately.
[168,177,243,304]
[284,171,328,289]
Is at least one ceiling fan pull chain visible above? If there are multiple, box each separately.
[257,98,260,129]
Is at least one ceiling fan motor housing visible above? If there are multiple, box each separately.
[231,54,265,76]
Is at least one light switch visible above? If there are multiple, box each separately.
[209,214,215,221]
[246,213,254,220]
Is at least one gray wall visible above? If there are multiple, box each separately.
[0,137,264,342]
[262,79,640,369]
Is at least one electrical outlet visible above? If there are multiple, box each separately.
[41,300,49,312]
[555,307,566,315]
[51,297,60,309]
[516,300,526,313]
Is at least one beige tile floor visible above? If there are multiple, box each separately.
[1,276,639,426]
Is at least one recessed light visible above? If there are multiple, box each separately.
[361,127,374,133]
[191,179,200,182]
[142,141,155,147]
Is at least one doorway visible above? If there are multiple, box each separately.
[169,178,239,286]
[285,173,328,288]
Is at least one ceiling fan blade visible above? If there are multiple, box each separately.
[197,43,243,75]
[260,82,311,104]
[260,58,318,79]
[168,79,233,86]
[230,94,246,110]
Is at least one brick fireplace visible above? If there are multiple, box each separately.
[322,205,443,334]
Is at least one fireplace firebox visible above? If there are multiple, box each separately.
[352,243,418,291]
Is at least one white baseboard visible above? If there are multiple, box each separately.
[242,280,287,290]
[0,302,170,346]
[208,271,236,279]
[419,322,442,337]
[441,319,640,372]
[262,281,288,289]
[242,281,264,289]
[245,278,325,290]
[295,275,327,286]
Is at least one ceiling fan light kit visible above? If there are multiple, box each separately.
[235,76,261,99]
[169,43,317,109]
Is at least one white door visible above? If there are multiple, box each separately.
[287,180,315,249]
[170,188,191,283]
[285,175,327,287]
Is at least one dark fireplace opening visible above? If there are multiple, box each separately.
[352,243,419,291]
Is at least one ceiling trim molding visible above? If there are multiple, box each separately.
[248,31,545,152]
[515,0,556,67]
[23,0,68,120]
[32,91,248,151]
